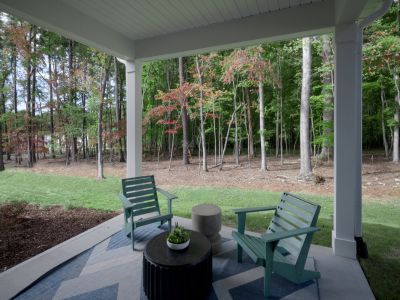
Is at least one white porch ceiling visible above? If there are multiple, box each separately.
[0,0,390,61]
[61,0,323,40]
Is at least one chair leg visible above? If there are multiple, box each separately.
[131,223,135,251]
[264,243,276,299]
[264,267,272,299]
[237,245,243,263]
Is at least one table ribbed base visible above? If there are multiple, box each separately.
[143,250,212,300]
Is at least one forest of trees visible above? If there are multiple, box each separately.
[0,2,399,179]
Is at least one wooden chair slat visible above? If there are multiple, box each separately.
[278,239,301,257]
[277,210,309,229]
[123,176,154,185]
[132,200,158,210]
[127,194,156,204]
[131,206,159,217]
[125,188,157,198]
[277,201,313,224]
[268,221,303,249]
[281,193,317,214]
[124,183,155,191]
[271,216,297,231]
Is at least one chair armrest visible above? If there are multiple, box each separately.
[157,188,178,201]
[234,206,276,234]
[157,188,177,215]
[119,193,135,209]
[232,206,276,214]
[262,227,319,243]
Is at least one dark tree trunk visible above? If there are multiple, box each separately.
[195,56,207,171]
[12,46,18,163]
[26,27,33,168]
[114,57,125,162]
[179,57,190,165]
[245,88,254,158]
[0,119,4,171]
[97,58,112,179]
[48,55,56,158]
[319,35,334,161]
[0,82,5,171]
[31,36,37,163]
[68,40,77,162]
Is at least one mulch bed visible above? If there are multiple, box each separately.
[0,202,119,272]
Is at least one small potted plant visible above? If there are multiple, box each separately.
[167,223,190,250]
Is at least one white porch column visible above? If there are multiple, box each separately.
[332,23,362,259]
[125,61,143,178]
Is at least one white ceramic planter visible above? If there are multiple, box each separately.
[167,239,190,250]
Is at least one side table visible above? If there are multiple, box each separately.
[143,231,212,300]
[192,204,222,251]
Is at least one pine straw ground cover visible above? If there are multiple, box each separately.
[0,170,399,299]
[0,202,118,272]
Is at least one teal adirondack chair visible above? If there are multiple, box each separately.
[232,192,321,298]
[119,175,177,250]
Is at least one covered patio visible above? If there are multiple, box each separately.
[0,0,393,299]
[1,215,374,300]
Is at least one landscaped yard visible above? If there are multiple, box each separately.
[0,169,399,299]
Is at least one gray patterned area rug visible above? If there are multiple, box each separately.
[16,224,319,300]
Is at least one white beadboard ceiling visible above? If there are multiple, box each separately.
[61,0,323,40]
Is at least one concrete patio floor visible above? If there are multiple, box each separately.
[0,215,375,300]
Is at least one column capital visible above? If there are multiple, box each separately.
[335,23,362,45]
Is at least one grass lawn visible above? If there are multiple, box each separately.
[0,170,399,299]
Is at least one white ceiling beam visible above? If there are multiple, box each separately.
[0,0,135,60]
[134,0,334,61]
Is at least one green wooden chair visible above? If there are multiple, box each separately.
[119,175,177,250]
[232,192,321,298]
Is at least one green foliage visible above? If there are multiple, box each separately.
[167,223,190,244]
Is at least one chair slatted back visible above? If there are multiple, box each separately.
[266,192,320,265]
[122,175,160,218]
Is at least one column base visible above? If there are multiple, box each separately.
[332,231,357,259]
[355,236,368,259]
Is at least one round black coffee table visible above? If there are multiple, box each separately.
[143,230,212,300]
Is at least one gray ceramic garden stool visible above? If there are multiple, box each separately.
[191,204,222,252]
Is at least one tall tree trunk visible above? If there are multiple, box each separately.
[233,80,239,165]
[319,35,334,160]
[69,40,77,162]
[97,58,112,179]
[381,87,389,158]
[280,90,284,164]
[299,37,313,179]
[12,47,17,115]
[213,97,217,165]
[0,82,5,171]
[48,55,56,158]
[114,57,125,162]
[12,47,18,163]
[393,74,400,163]
[179,57,190,165]
[220,104,242,171]
[0,118,4,171]
[26,27,33,168]
[259,79,267,171]
[275,109,279,157]
[246,88,254,158]
[82,59,88,159]
[195,56,207,171]
[31,29,37,163]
